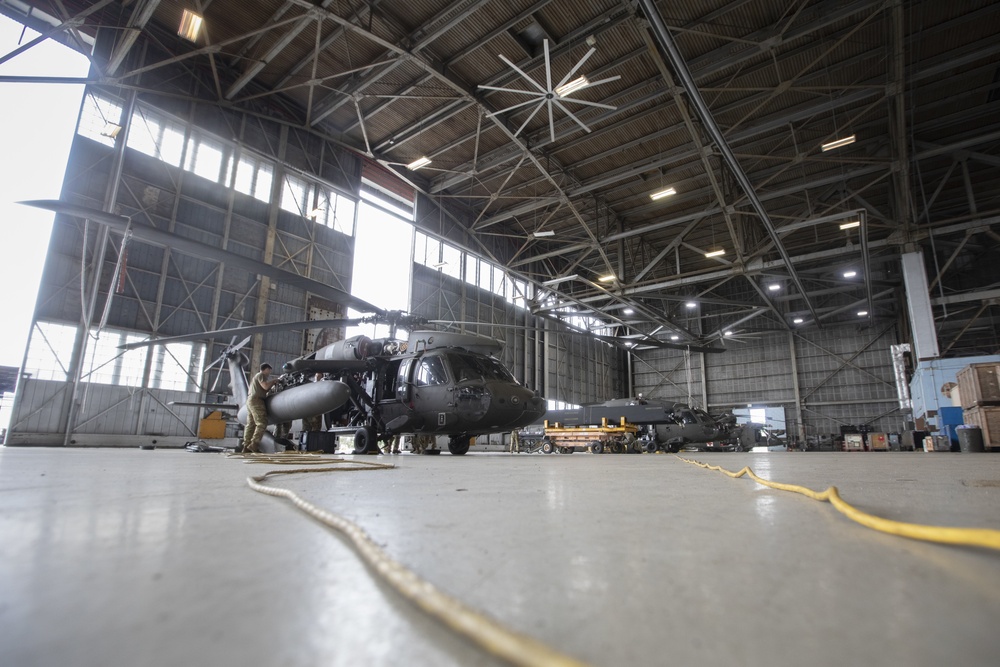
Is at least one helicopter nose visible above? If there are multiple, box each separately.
[482,384,546,429]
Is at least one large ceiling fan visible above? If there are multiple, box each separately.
[479,39,620,144]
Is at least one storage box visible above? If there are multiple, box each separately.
[962,406,1000,449]
[868,432,889,451]
[957,363,1000,408]
[844,433,865,451]
[923,435,952,452]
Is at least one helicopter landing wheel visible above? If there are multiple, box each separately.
[645,441,659,454]
[353,426,378,455]
[611,442,624,454]
[541,439,554,454]
[448,435,471,456]
[590,441,604,454]
[559,447,573,454]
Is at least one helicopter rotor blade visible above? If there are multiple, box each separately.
[21,200,386,316]
[428,321,726,354]
[115,318,365,350]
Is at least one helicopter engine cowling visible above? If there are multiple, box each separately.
[315,335,375,362]
[237,380,351,425]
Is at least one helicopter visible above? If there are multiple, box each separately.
[536,396,738,453]
[24,200,546,455]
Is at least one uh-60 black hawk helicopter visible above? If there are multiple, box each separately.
[26,200,546,456]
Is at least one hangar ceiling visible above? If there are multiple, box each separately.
[2,0,999,355]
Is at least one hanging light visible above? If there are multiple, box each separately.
[650,187,677,201]
[822,135,856,151]
[705,249,725,258]
[598,274,616,283]
[685,301,697,309]
[843,270,857,278]
[839,220,861,230]
[406,156,432,170]
[793,317,804,324]
[555,76,590,96]
[178,9,203,42]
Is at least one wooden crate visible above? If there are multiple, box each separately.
[962,406,1000,448]
[957,363,1000,408]
[868,432,889,451]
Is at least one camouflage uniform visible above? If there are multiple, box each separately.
[242,371,270,453]
[301,414,324,431]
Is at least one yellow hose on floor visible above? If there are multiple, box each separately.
[245,456,592,667]
[674,454,1000,551]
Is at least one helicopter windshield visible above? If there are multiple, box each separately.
[446,352,517,384]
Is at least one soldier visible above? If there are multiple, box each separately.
[242,363,282,453]
[301,373,325,432]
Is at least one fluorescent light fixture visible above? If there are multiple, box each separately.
[685,301,697,309]
[100,122,122,139]
[793,317,804,324]
[857,310,869,317]
[623,308,634,315]
[542,274,578,286]
[598,274,616,283]
[821,134,856,152]
[406,156,432,170]
[705,249,726,258]
[555,75,589,96]
[308,207,324,219]
[724,331,733,337]
[670,335,679,340]
[431,261,448,269]
[532,230,555,238]
[178,9,203,42]
[843,270,857,278]
[650,187,677,201]
[767,283,780,291]
[839,220,861,230]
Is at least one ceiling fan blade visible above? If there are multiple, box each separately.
[21,200,386,316]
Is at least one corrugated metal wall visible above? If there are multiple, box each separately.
[633,322,904,438]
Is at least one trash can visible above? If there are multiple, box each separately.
[958,426,985,453]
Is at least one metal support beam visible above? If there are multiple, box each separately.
[637,0,820,322]
[900,251,940,360]
[106,0,161,74]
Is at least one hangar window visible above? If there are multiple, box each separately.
[80,329,148,387]
[280,173,312,215]
[128,107,186,167]
[230,154,273,202]
[440,242,462,280]
[149,342,206,392]
[313,189,356,236]
[184,134,225,183]
[77,93,123,148]
[22,322,205,392]
[22,321,78,382]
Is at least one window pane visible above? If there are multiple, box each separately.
[441,243,461,280]
[77,93,123,147]
[464,255,478,285]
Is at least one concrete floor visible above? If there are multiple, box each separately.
[1,448,999,667]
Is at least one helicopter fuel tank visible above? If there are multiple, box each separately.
[237,379,351,425]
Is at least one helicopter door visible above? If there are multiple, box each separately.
[397,358,416,403]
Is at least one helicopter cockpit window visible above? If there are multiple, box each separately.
[446,353,517,383]
[414,356,448,386]
[678,409,697,425]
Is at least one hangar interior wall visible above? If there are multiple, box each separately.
[633,322,904,440]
